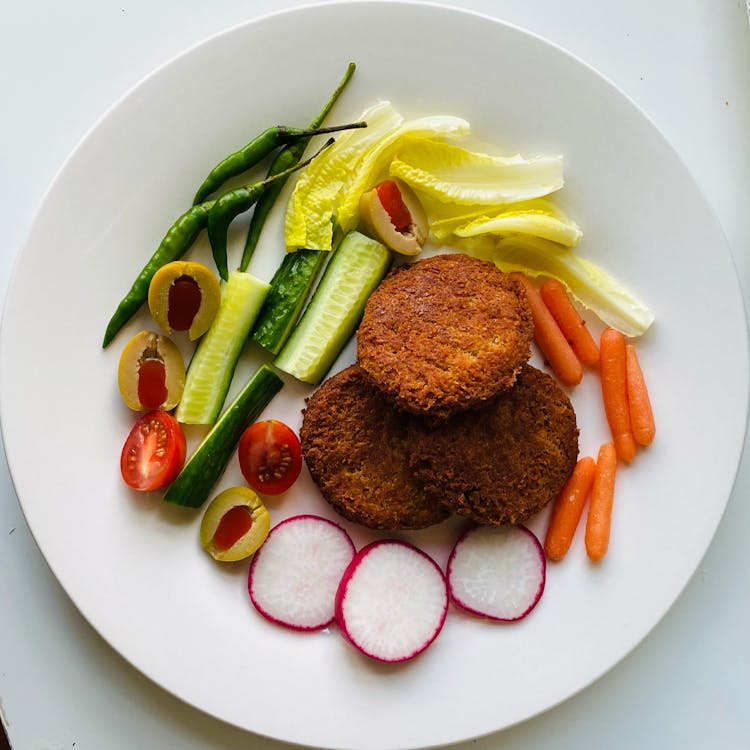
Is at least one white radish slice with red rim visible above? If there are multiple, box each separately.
[248,514,355,631]
[335,540,448,663]
[447,525,546,621]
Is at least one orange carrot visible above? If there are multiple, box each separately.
[625,344,655,446]
[512,273,583,387]
[586,442,618,562]
[544,455,597,561]
[599,328,636,462]
[539,279,599,366]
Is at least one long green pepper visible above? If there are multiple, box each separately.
[240,62,357,271]
[103,141,335,347]
[192,120,364,206]
[102,201,214,347]
[207,138,335,281]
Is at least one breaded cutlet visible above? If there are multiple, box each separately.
[407,364,579,526]
[300,365,450,531]
[356,252,533,420]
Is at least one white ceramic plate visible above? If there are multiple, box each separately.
[1,3,747,749]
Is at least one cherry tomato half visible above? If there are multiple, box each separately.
[120,410,186,491]
[238,420,302,496]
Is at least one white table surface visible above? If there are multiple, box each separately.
[2,1,749,748]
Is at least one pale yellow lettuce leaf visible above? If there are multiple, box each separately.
[389,140,564,205]
[283,104,469,251]
[284,101,404,251]
[455,235,654,337]
[426,198,581,246]
[335,116,470,234]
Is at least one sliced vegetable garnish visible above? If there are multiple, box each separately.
[248,515,356,631]
[163,365,283,509]
[389,139,564,205]
[176,271,269,425]
[447,525,546,622]
[120,410,186,491]
[335,540,449,662]
[238,420,302,496]
[274,230,392,384]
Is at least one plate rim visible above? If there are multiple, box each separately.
[1,2,748,748]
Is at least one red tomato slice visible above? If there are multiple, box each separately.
[238,420,302,496]
[120,410,186,491]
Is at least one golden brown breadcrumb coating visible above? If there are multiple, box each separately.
[300,365,449,531]
[408,365,579,526]
[356,253,533,420]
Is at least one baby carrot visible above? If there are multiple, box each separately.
[599,328,636,462]
[586,442,618,562]
[512,273,583,387]
[625,344,656,446]
[539,278,599,366]
[544,455,597,561]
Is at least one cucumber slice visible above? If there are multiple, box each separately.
[176,271,269,424]
[250,249,326,355]
[274,231,392,384]
[163,365,283,508]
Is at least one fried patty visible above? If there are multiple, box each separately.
[356,253,533,420]
[408,365,579,526]
[300,365,449,531]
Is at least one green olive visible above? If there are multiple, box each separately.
[200,486,270,562]
[358,178,428,256]
[148,260,221,340]
[117,330,185,411]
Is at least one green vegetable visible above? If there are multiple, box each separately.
[163,365,283,508]
[250,249,326,354]
[102,202,214,347]
[206,138,336,281]
[193,121,365,206]
[176,271,270,425]
[274,231,392,383]
[240,62,357,271]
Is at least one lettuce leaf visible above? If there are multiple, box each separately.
[388,140,564,205]
[283,103,469,251]
[284,101,404,252]
[426,197,581,247]
[454,235,654,337]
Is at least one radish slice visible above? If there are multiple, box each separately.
[335,540,448,663]
[447,525,546,622]
[248,514,355,631]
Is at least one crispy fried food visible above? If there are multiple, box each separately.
[356,253,533,420]
[300,365,449,530]
[408,365,579,526]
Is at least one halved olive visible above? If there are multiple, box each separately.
[148,260,221,340]
[200,486,271,562]
[358,178,428,256]
[117,330,185,411]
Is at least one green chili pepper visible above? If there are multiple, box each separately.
[192,119,364,206]
[102,201,214,347]
[239,62,357,272]
[207,138,335,281]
